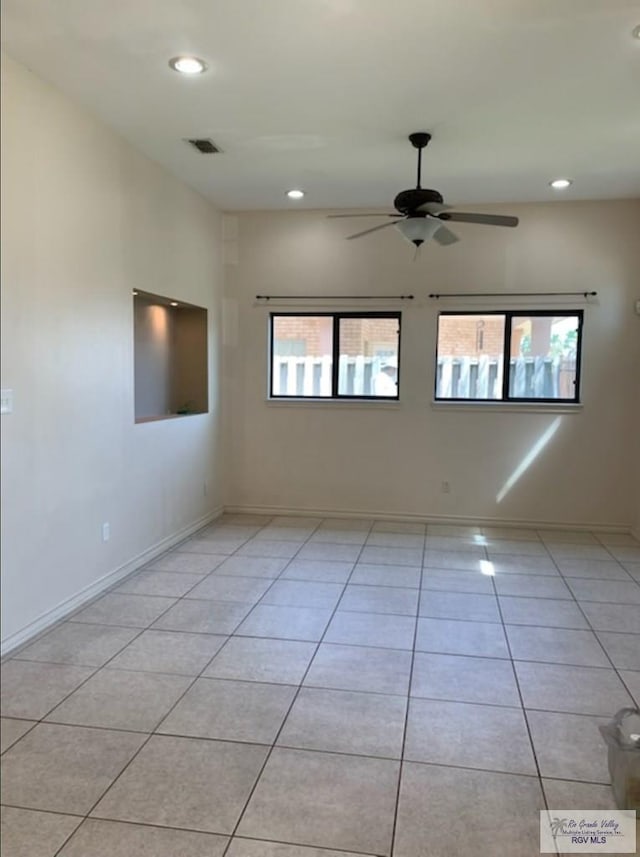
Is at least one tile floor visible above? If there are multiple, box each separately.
[1,515,639,856]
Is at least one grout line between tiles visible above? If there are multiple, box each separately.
[551,554,640,700]
[4,618,170,721]
[5,532,280,842]
[53,519,326,836]
[489,558,549,813]
[397,758,609,786]
[4,802,88,857]
[225,831,385,857]
[0,803,85,819]
[4,572,219,853]
[0,719,39,755]
[217,516,377,857]
[388,529,427,857]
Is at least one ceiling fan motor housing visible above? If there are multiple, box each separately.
[394,187,443,215]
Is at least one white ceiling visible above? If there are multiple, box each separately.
[2,0,639,210]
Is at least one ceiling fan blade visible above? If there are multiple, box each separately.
[416,201,451,215]
[346,220,404,240]
[433,225,459,246]
[327,213,397,219]
[439,212,519,227]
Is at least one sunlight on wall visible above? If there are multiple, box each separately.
[496,417,563,504]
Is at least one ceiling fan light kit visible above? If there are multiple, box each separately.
[395,217,443,247]
[330,132,519,250]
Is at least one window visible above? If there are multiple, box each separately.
[435,311,583,403]
[270,312,401,399]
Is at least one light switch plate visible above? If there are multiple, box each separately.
[0,389,13,414]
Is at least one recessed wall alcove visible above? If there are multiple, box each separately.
[134,290,208,423]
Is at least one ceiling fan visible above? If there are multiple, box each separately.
[329,133,519,247]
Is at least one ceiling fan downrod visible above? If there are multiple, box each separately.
[408,132,431,189]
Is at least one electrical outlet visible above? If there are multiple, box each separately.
[441,481,451,494]
[102,522,110,542]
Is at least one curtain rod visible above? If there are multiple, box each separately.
[429,291,597,299]
[256,295,414,301]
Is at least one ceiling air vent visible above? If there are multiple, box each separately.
[187,138,222,154]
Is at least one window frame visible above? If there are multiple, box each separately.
[434,309,584,404]
[269,311,402,401]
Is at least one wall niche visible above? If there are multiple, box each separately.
[134,290,208,423]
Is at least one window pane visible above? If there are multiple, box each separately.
[436,315,505,400]
[338,317,399,397]
[271,316,333,396]
[509,314,580,400]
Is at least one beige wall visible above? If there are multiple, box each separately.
[134,299,174,419]
[224,200,640,528]
[0,54,224,649]
[171,307,209,415]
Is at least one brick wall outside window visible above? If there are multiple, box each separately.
[273,316,399,357]
[437,315,507,358]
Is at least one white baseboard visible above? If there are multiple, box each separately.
[1,507,223,658]
[223,503,632,534]
[4,501,634,658]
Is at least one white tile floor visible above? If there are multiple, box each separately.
[1,515,639,856]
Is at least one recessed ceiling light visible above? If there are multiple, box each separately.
[286,189,305,200]
[170,301,179,307]
[169,56,207,75]
[633,24,640,39]
[549,178,572,190]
